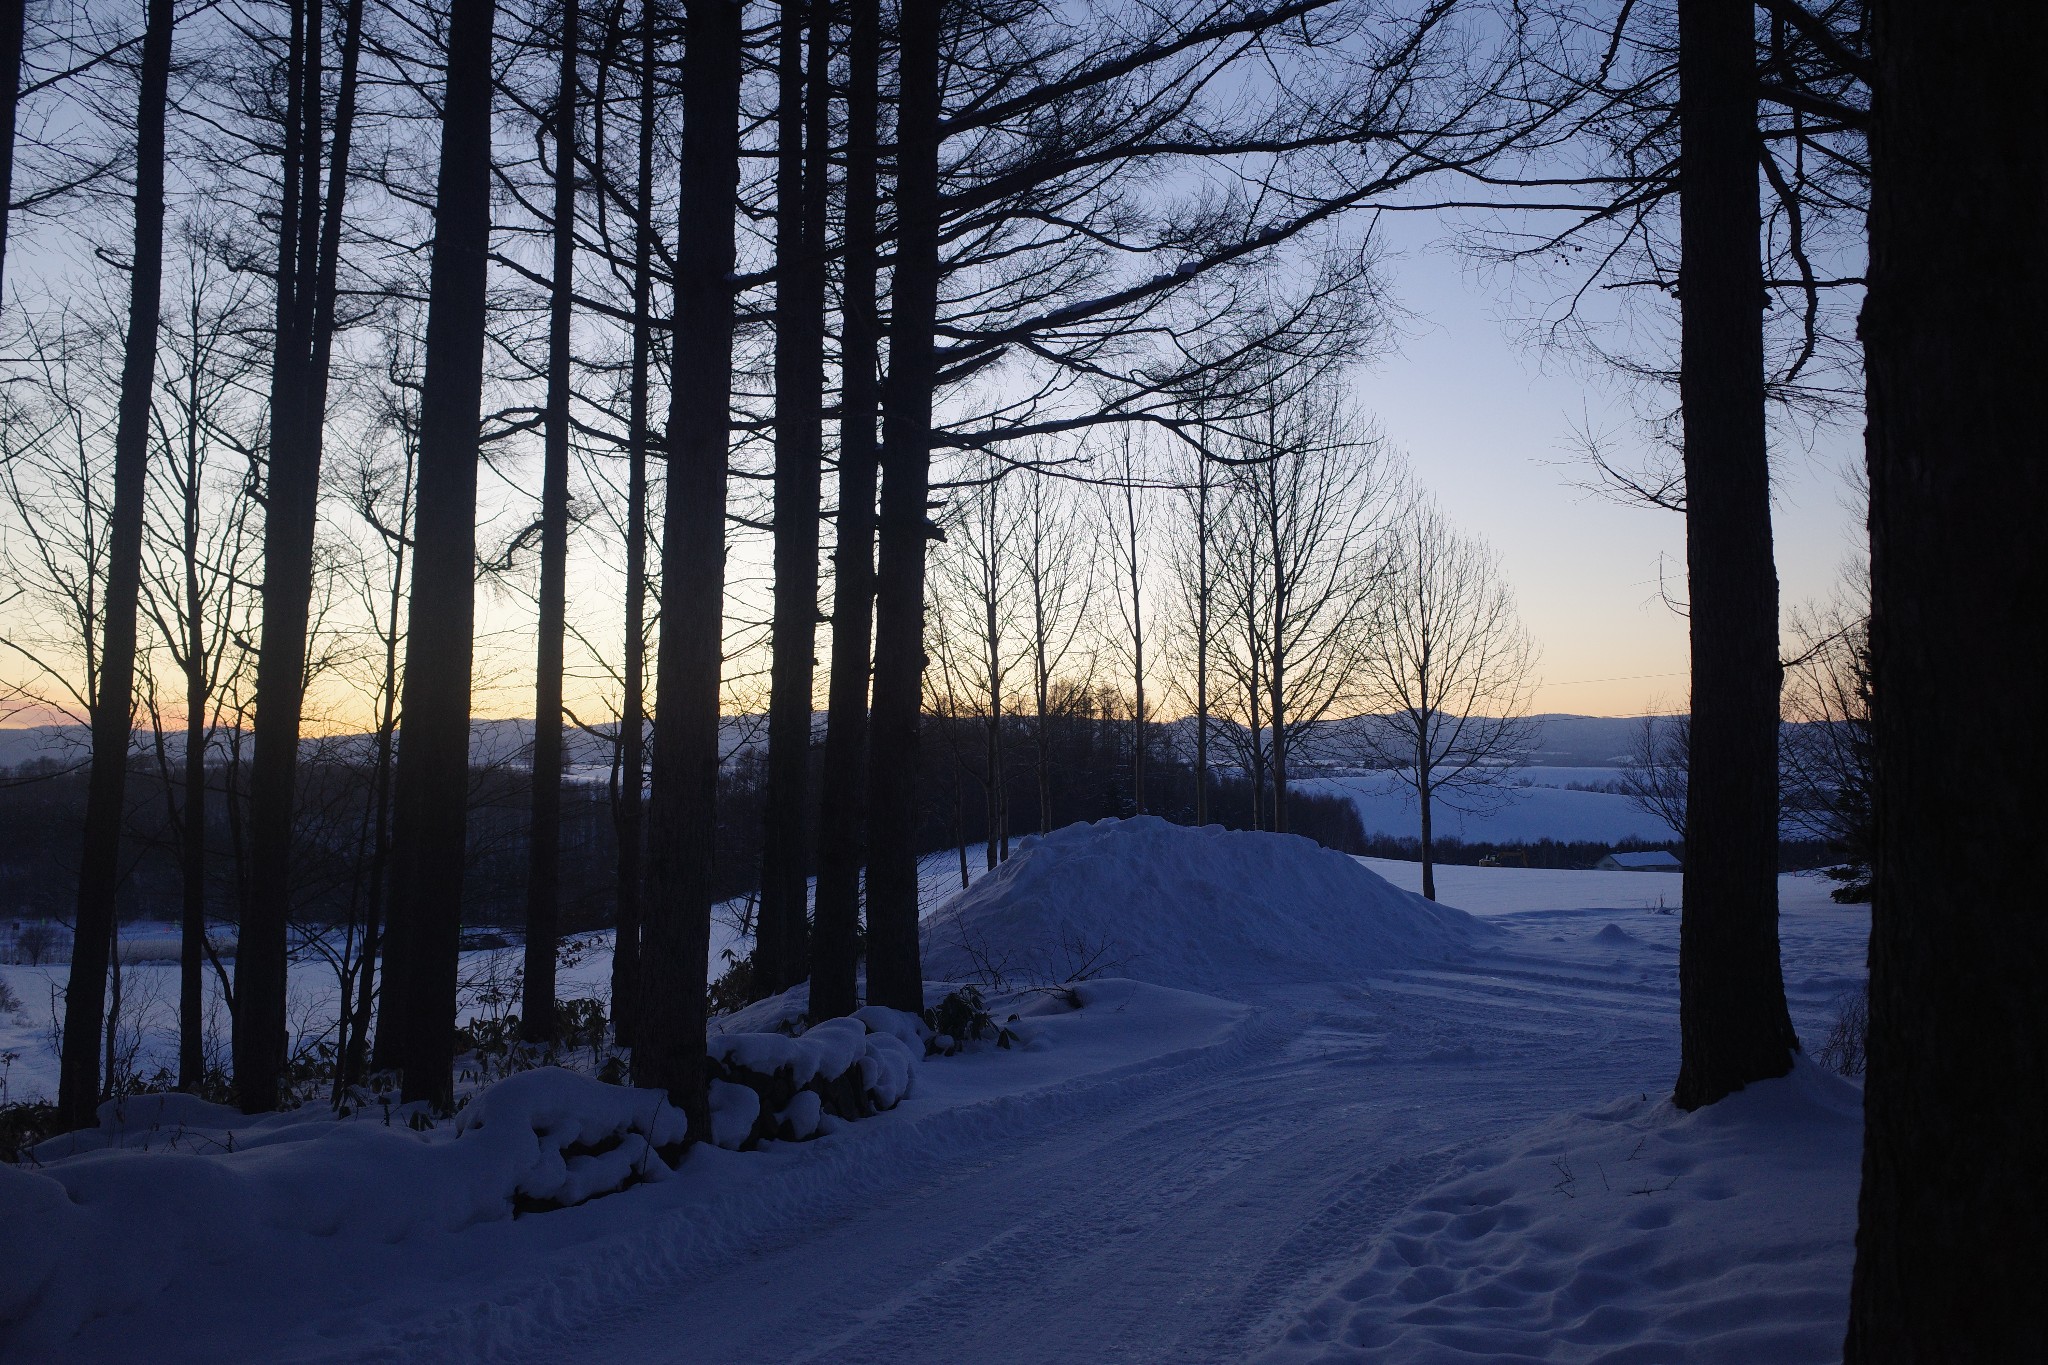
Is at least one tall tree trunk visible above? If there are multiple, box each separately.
[1267,488,1288,834]
[0,0,25,310]
[612,0,658,1047]
[809,0,879,1021]
[343,562,402,1087]
[1193,471,1210,826]
[637,0,742,1136]
[55,0,173,1133]
[522,0,578,1045]
[1122,480,1145,815]
[1418,758,1436,901]
[382,0,497,1111]
[1670,0,1798,1112]
[862,0,938,1013]
[179,411,207,1090]
[238,0,366,1113]
[756,0,828,1000]
[1844,2,2047,1356]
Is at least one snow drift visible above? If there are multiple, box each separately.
[922,817,1485,997]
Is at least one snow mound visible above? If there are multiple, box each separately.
[923,817,1484,997]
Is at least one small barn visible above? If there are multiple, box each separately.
[1597,849,1682,872]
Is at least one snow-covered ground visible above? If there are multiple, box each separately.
[1,819,1867,1363]
[1301,768,1682,846]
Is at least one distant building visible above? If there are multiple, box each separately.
[1597,849,1682,872]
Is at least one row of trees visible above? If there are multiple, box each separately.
[3,0,2036,1348]
[5,0,1556,1130]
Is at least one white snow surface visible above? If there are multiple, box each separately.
[922,816,1486,993]
[1302,769,1681,845]
[0,821,1870,1364]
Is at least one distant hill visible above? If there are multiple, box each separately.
[1519,714,1671,768]
[0,714,795,777]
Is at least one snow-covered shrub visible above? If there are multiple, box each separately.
[922,986,1016,1056]
[452,1066,684,1212]
[706,1015,922,1149]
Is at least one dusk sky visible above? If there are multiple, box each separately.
[1360,214,1863,719]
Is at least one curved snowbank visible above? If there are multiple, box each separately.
[923,817,1485,996]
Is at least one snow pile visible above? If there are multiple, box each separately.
[923,817,1484,996]
[0,1068,684,1352]
[1268,1058,1864,1363]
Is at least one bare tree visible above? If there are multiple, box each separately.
[755,0,832,1000]
[519,0,581,1046]
[238,0,370,1113]
[638,0,743,1135]
[608,0,661,1045]
[1670,0,1798,1112]
[1013,462,1094,834]
[809,0,882,1022]
[1781,589,1871,898]
[1097,435,1150,813]
[56,0,174,1133]
[347,333,422,1086]
[1214,379,1392,831]
[1356,495,1538,901]
[138,236,261,1091]
[380,0,498,1112]
[1619,709,1689,845]
[929,456,1018,866]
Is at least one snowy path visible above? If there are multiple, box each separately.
[8,854,1866,1364]
[455,899,1814,1365]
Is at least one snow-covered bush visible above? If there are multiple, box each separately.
[922,985,1016,1056]
[451,1067,683,1212]
[706,1013,924,1149]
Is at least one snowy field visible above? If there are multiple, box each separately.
[1,820,1867,1363]
[1299,768,1682,846]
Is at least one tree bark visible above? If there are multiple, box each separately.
[178,386,208,1090]
[1193,469,1210,826]
[611,0,658,1047]
[809,0,880,1021]
[756,0,828,1000]
[1267,487,1289,834]
[636,0,741,1136]
[382,0,497,1111]
[1670,0,1798,1112]
[56,0,173,1133]
[522,0,579,1045]
[1418,762,1435,902]
[1844,2,2047,1356]
[0,0,25,310]
[863,0,940,1013]
[238,0,366,1112]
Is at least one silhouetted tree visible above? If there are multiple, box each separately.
[521,0,581,1045]
[1843,2,2046,1356]
[238,0,369,1112]
[1671,0,1799,1112]
[1356,496,1537,901]
[381,0,499,1111]
[637,0,742,1136]
[755,0,830,1000]
[809,0,881,1022]
[56,0,174,1133]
